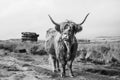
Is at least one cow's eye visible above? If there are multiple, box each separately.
[71,25,75,30]
[73,25,76,28]
[64,33,67,36]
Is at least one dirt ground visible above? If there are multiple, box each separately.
[0,53,120,80]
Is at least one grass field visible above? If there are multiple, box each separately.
[0,37,120,80]
[1,38,120,64]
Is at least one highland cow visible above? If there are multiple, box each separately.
[45,13,89,77]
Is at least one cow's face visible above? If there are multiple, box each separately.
[60,21,80,41]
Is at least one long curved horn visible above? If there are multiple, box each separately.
[79,13,90,25]
[48,15,60,26]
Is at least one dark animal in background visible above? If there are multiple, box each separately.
[45,13,89,77]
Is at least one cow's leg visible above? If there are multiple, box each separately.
[56,59,60,72]
[53,58,60,72]
[49,55,57,72]
[60,61,67,77]
[67,60,74,77]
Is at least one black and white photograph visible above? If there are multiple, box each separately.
[0,0,120,80]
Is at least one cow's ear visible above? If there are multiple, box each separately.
[74,25,82,33]
[55,25,61,33]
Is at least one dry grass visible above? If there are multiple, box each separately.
[0,39,120,64]
[0,39,120,80]
[77,42,120,64]
[0,40,47,55]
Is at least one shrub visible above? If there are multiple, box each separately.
[78,42,120,64]
[0,42,17,52]
[30,45,47,55]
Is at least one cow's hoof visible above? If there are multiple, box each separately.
[70,75,74,77]
[53,70,57,73]
[61,74,66,78]
[69,74,74,77]
[57,69,61,72]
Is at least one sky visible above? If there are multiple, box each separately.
[0,0,120,40]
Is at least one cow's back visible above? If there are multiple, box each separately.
[45,28,58,56]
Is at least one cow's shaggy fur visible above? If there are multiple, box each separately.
[45,28,77,77]
[45,14,89,77]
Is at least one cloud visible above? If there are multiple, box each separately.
[0,0,54,17]
[0,0,54,39]
[0,0,120,40]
